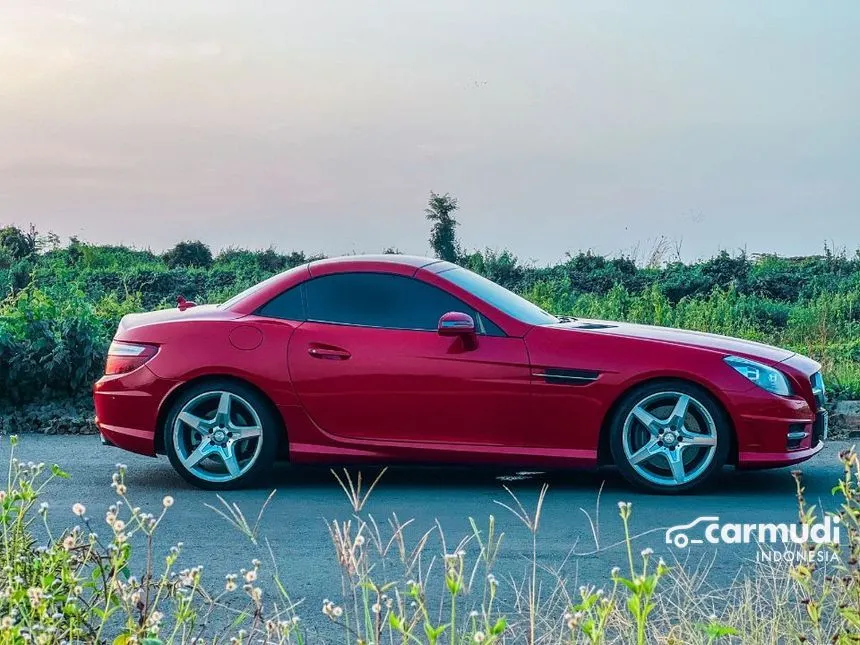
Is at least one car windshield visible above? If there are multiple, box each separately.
[437,267,559,325]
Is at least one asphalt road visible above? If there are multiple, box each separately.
[4,435,853,638]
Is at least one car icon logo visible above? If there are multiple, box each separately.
[665,516,720,549]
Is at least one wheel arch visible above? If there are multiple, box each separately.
[597,376,738,466]
[155,374,289,459]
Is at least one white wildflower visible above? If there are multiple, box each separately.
[27,587,44,606]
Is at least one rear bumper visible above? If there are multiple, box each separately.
[93,366,177,457]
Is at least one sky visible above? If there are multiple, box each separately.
[1,1,858,264]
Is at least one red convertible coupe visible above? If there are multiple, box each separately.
[94,255,827,492]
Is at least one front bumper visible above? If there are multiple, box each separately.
[730,386,825,469]
[737,440,825,469]
[93,366,176,457]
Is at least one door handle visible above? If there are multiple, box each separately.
[308,346,351,360]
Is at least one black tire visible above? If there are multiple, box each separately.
[164,379,280,490]
[608,381,732,494]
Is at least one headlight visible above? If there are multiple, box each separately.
[724,356,792,396]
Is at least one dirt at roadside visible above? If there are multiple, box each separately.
[830,401,860,440]
[0,397,97,436]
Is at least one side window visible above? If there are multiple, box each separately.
[304,273,504,334]
[476,312,505,337]
[257,285,304,321]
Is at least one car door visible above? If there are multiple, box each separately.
[285,271,533,447]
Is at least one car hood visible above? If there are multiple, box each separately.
[118,305,242,332]
[548,319,795,363]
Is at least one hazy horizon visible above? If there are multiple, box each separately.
[2,1,858,264]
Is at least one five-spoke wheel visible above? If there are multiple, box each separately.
[610,382,731,493]
[164,381,279,489]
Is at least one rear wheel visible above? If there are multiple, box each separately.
[609,382,731,493]
[164,381,279,490]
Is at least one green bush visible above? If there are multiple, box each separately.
[0,225,37,261]
[1,232,859,405]
[0,287,140,405]
[162,240,213,269]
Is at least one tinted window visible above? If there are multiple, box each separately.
[220,265,308,310]
[304,272,501,333]
[257,286,304,321]
[476,312,505,336]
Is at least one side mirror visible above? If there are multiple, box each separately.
[438,311,476,336]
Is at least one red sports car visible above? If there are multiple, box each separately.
[94,255,827,492]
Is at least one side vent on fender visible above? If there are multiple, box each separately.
[533,368,600,385]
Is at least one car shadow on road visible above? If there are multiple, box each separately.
[275,463,810,495]
[120,457,818,498]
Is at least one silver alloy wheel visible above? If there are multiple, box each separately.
[621,391,718,487]
[172,391,264,483]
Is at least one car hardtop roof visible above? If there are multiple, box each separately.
[224,255,467,314]
[309,254,456,272]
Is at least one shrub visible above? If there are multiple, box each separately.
[0,225,37,261]
[0,287,140,405]
[1,232,860,405]
[465,250,525,291]
[162,241,213,269]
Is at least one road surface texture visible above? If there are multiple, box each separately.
[4,435,852,640]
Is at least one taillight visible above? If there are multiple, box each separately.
[104,341,158,375]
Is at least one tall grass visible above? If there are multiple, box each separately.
[2,434,860,643]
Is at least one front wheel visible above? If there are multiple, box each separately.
[609,382,732,493]
[164,381,279,490]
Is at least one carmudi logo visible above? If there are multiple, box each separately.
[665,516,841,550]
